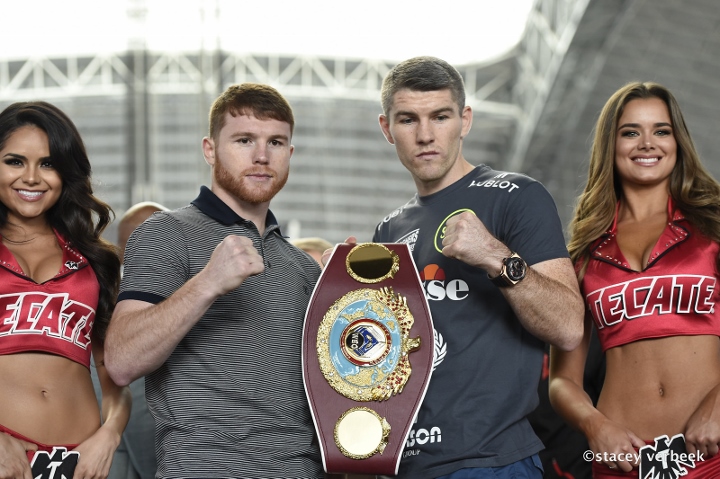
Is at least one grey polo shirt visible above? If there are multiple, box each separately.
[119,186,323,478]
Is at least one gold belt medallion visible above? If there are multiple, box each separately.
[306,243,431,467]
[317,286,421,402]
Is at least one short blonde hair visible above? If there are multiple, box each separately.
[291,237,333,255]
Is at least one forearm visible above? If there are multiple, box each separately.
[685,381,720,454]
[91,344,133,447]
[549,374,605,436]
[548,337,604,438]
[108,234,266,384]
[105,270,221,385]
[439,213,584,350]
[501,259,585,350]
[98,384,132,444]
[696,382,720,418]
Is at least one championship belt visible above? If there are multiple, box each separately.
[302,243,434,475]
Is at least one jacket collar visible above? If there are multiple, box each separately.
[590,196,689,272]
[0,230,89,280]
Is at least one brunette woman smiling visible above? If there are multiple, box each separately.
[550,82,720,478]
[0,102,128,479]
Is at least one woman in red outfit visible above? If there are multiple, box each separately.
[550,82,720,478]
[0,102,129,479]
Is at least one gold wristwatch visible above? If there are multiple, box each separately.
[489,252,527,287]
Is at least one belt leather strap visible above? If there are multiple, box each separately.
[302,243,434,475]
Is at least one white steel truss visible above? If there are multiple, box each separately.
[0,52,520,119]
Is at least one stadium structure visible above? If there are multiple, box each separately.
[0,0,718,243]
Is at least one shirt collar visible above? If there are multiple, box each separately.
[190,186,281,231]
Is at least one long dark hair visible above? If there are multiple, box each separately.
[568,82,720,279]
[0,101,120,343]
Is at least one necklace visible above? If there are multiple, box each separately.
[2,236,38,245]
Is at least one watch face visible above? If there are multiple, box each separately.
[506,257,526,281]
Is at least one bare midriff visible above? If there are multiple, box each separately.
[598,334,720,439]
[0,352,101,445]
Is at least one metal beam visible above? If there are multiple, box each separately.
[0,52,520,121]
[508,0,591,171]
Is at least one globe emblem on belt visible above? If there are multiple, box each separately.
[317,287,420,401]
[340,319,391,366]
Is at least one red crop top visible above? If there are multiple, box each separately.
[582,199,720,352]
[0,231,99,368]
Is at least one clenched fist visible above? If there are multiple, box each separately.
[441,212,509,273]
[202,235,265,296]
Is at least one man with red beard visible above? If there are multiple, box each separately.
[104,84,324,478]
